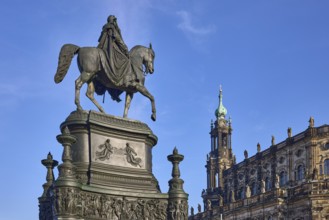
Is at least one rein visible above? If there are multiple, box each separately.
[143,69,148,76]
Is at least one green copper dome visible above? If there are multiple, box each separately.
[215,86,227,119]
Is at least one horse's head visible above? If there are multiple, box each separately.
[128,44,157,121]
[130,44,155,75]
[143,43,155,74]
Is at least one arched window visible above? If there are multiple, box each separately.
[238,187,244,199]
[324,159,329,175]
[224,185,228,203]
[265,177,271,191]
[215,173,219,188]
[229,190,233,202]
[251,182,257,196]
[279,171,286,187]
[297,165,304,180]
[241,187,245,199]
[211,137,215,151]
[214,137,218,150]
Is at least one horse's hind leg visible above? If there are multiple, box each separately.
[86,81,105,113]
[75,76,84,111]
[75,71,94,111]
[123,92,134,118]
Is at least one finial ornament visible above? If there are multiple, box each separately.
[168,147,184,179]
[228,116,233,133]
[173,147,178,155]
[47,152,53,160]
[63,126,70,135]
[167,147,188,217]
[40,152,58,197]
[215,85,227,119]
[309,116,314,128]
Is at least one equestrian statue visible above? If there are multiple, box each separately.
[54,15,156,121]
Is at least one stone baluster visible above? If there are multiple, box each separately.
[167,147,189,220]
[39,152,58,220]
[56,126,77,180]
[41,152,58,197]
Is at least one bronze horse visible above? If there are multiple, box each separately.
[54,43,156,121]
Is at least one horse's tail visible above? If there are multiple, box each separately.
[54,44,80,84]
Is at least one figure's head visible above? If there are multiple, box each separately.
[107,15,116,23]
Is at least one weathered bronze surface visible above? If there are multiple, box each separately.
[40,15,189,220]
[60,110,159,191]
[54,15,157,121]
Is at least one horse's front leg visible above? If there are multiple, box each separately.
[135,84,156,121]
[123,92,134,118]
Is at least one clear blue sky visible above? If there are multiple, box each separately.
[1,1,328,219]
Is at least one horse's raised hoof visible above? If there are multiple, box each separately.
[151,114,156,121]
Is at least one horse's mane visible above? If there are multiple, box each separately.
[129,45,144,57]
[129,45,155,58]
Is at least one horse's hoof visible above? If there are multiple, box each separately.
[151,114,156,121]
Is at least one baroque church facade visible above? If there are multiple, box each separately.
[189,89,329,220]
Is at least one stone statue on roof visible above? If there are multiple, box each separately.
[244,150,248,159]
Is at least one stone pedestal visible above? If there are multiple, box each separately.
[60,110,161,195]
[40,110,177,220]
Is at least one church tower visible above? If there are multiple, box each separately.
[202,86,234,209]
